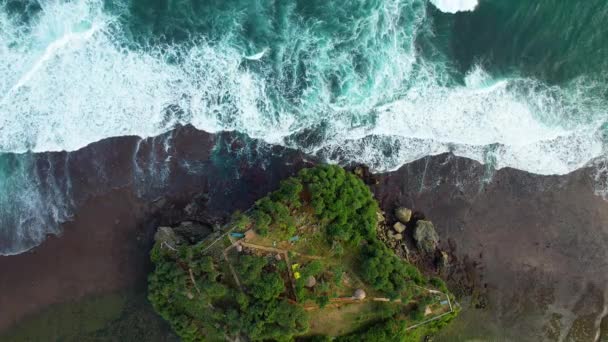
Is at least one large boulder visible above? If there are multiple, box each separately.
[413,220,439,254]
[395,207,412,224]
[393,222,406,233]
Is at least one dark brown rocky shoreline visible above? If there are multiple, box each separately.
[372,154,608,341]
[0,126,606,341]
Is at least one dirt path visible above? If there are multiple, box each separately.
[239,241,323,260]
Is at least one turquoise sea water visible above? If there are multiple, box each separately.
[1,0,607,254]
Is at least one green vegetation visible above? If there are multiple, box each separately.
[149,243,307,341]
[360,242,424,298]
[335,308,459,342]
[298,165,378,244]
[336,319,407,342]
[148,165,457,341]
[250,165,378,243]
[403,310,460,342]
[232,210,251,230]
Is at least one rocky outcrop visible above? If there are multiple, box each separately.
[173,221,213,244]
[353,165,378,185]
[154,226,186,250]
[376,209,410,258]
[154,219,213,249]
[413,220,439,254]
[435,250,449,272]
[395,207,412,224]
[377,211,385,224]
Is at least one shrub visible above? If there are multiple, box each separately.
[232,210,251,230]
[336,319,407,342]
[149,245,308,341]
[251,272,285,301]
[429,276,449,293]
[253,210,271,236]
[359,243,418,296]
[298,165,378,244]
[315,295,330,308]
[148,245,229,341]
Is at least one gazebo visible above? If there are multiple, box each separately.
[353,289,366,300]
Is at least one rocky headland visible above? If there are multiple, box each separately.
[0,125,607,341]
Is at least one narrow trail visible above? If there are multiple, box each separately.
[211,225,455,333]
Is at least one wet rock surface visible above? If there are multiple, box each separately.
[372,153,608,341]
[413,220,439,254]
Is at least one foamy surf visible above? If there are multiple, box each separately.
[0,0,605,173]
[244,48,269,61]
[430,0,478,13]
[1,0,607,254]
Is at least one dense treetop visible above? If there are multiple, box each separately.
[252,165,378,244]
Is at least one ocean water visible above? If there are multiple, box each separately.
[0,0,607,254]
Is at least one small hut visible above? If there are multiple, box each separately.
[353,289,366,300]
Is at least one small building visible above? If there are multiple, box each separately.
[353,289,366,300]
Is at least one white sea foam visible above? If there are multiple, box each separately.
[315,71,606,175]
[1,0,607,255]
[0,0,605,178]
[430,0,478,13]
[0,0,280,152]
[244,48,268,61]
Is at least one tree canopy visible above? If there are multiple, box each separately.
[299,165,379,244]
[149,246,308,341]
[251,165,378,244]
[360,243,424,297]
[148,165,455,341]
[336,319,407,342]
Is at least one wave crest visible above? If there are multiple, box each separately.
[0,0,605,176]
[430,0,478,13]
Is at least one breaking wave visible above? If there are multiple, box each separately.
[1,0,607,253]
[1,0,606,174]
[429,0,477,13]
